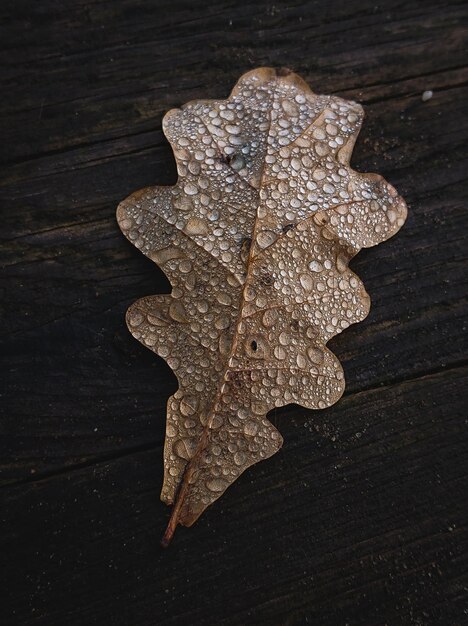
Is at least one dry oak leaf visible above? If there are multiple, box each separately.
[117,67,407,546]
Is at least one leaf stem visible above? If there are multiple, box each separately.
[160,476,190,547]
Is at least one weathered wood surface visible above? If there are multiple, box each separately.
[1,1,467,624]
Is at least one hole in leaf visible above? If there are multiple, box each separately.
[250,340,258,351]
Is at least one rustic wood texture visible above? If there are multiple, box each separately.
[1,1,467,624]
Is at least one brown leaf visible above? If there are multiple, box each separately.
[117,67,407,545]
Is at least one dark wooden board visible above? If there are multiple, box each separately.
[1,1,467,624]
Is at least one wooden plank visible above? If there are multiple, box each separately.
[3,368,467,625]
[1,82,466,478]
[1,0,467,623]
[0,0,466,164]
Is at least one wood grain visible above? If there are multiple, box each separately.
[1,0,467,624]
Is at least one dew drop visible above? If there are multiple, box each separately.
[308,260,323,273]
[244,420,259,436]
[207,478,228,492]
[169,301,188,323]
[307,347,324,364]
[128,310,144,327]
[180,395,198,416]
[173,438,192,460]
[185,217,209,235]
[300,273,314,291]
[234,451,246,466]
[256,230,277,249]
[184,183,198,196]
